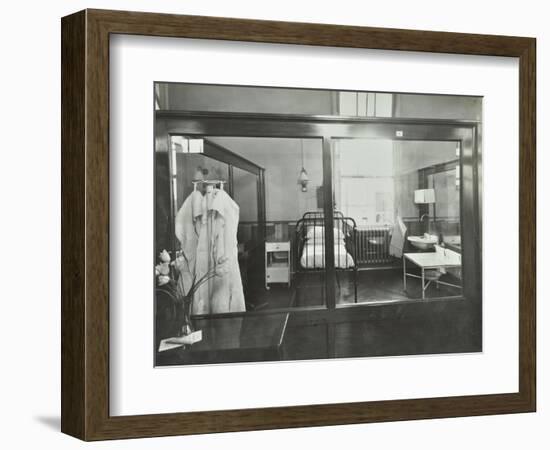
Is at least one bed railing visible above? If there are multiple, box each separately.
[294,211,358,302]
[294,211,357,270]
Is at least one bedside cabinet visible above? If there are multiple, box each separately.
[265,241,291,289]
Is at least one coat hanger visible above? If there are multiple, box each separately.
[192,180,225,191]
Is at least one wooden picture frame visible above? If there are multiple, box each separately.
[61,9,536,441]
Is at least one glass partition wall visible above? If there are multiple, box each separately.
[163,136,328,312]
[157,115,479,313]
[332,138,463,304]
[154,95,481,365]
[154,83,482,366]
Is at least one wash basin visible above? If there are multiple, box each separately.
[408,234,438,250]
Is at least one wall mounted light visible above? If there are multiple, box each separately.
[414,188,435,204]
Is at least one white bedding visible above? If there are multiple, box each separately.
[300,242,355,269]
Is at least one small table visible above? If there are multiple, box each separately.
[156,312,289,366]
[403,252,462,299]
[265,241,291,289]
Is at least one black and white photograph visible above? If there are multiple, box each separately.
[153,83,482,366]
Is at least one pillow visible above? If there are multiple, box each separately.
[305,226,346,241]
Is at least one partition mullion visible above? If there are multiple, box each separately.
[322,136,336,310]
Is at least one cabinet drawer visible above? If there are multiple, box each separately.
[266,267,289,283]
[266,241,290,252]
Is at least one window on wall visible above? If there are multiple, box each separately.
[338,92,393,117]
[339,177,394,227]
[333,138,395,227]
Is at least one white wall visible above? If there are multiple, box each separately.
[393,141,457,175]
[211,137,324,221]
[0,1,547,450]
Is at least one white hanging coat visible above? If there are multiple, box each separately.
[174,188,246,315]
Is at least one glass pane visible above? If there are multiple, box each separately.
[178,153,230,208]
[333,138,463,304]
[154,151,231,256]
[208,137,326,311]
[233,167,258,222]
[231,166,261,308]
[428,168,461,249]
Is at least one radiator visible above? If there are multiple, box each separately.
[355,226,393,265]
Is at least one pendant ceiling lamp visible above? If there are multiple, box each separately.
[298,139,309,192]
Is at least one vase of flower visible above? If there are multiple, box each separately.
[155,249,228,340]
[177,294,195,337]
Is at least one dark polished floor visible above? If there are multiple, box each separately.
[336,269,462,304]
[248,268,461,310]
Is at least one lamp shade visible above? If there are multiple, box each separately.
[414,188,435,204]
